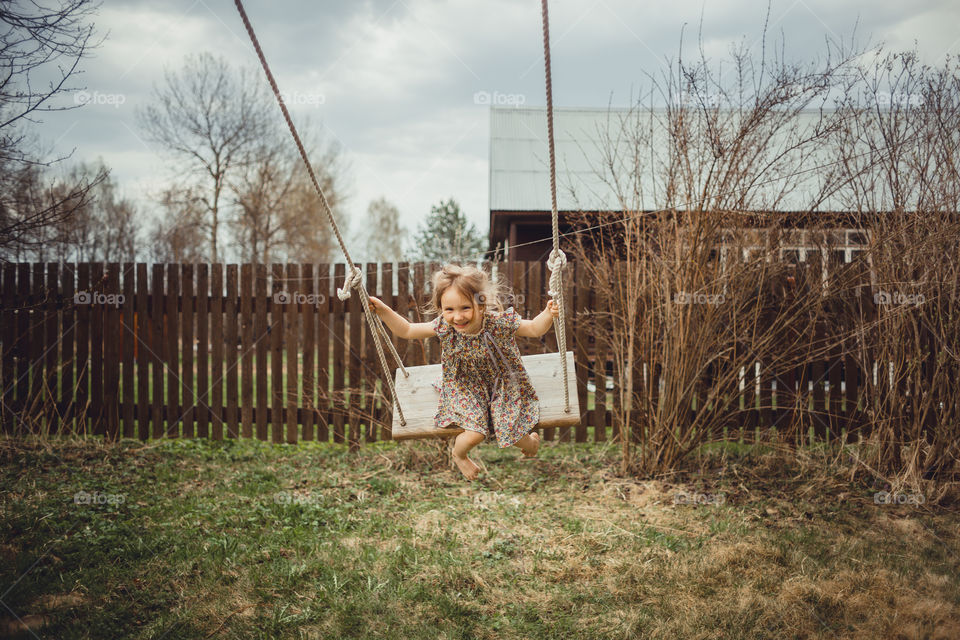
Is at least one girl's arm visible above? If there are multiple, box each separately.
[368,296,436,339]
[517,300,560,338]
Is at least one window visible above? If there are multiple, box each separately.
[780,248,802,265]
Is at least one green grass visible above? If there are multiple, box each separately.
[1,436,958,638]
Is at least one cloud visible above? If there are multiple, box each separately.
[23,0,960,262]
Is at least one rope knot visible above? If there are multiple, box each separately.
[546,248,567,273]
[546,248,567,297]
[336,265,363,301]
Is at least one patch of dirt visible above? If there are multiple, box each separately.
[0,614,51,635]
[34,592,87,610]
[779,567,960,640]
[413,508,447,537]
[872,514,931,540]
[0,591,88,636]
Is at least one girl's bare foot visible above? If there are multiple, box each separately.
[453,454,480,480]
[520,432,541,458]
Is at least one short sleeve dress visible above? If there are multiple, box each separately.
[429,306,540,448]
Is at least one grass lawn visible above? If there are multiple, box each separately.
[1,436,958,639]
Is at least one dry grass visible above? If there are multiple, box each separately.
[1,434,958,638]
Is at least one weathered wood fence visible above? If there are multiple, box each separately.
[0,259,925,447]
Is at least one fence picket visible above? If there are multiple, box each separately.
[122,264,135,438]
[197,265,210,439]
[136,265,149,439]
[332,263,345,444]
[30,263,45,425]
[301,264,315,442]
[284,263,298,444]
[181,264,194,439]
[364,263,378,443]
[269,264,282,444]
[88,262,104,435]
[44,264,60,434]
[104,263,120,439]
[211,264,224,440]
[348,265,362,452]
[241,263,254,439]
[254,264,267,441]
[378,262,394,441]
[150,265,163,439]
[226,264,240,438]
[317,264,330,442]
[61,265,76,435]
[165,264,179,438]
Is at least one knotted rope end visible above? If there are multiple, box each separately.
[336,265,364,301]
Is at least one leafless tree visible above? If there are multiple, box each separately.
[0,0,103,163]
[137,52,274,263]
[0,159,126,262]
[139,53,351,265]
[229,123,349,265]
[363,196,407,263]
[0,162,45,261]
[146,185,206,264]
[278,159,351,264]
[0,0,107,259]
[29,160,138,263]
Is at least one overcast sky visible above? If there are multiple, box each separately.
[34,0,960,261]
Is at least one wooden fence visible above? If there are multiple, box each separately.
[0,259,927,447]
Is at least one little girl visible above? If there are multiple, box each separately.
[368,263,560,480]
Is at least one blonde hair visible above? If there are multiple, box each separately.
[422,263,512,319]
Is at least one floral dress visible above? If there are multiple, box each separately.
[429,306,540,448]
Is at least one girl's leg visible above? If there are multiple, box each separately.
[512,431,541,457]
[451,429,485,480]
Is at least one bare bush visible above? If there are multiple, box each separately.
[571,23,865,476]
[831,52,960,491]
[570,32,959,498]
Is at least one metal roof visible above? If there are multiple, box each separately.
[489,105,837,213]
[490,107,629,212]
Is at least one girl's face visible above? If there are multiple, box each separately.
[440,287,481,333]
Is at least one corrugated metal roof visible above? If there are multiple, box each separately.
[490,107,630,211]
[489,106,836,213]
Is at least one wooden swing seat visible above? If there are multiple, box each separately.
[390,351,580,441]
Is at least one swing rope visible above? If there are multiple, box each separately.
[233,0,411,426]
[540,0,572,413]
